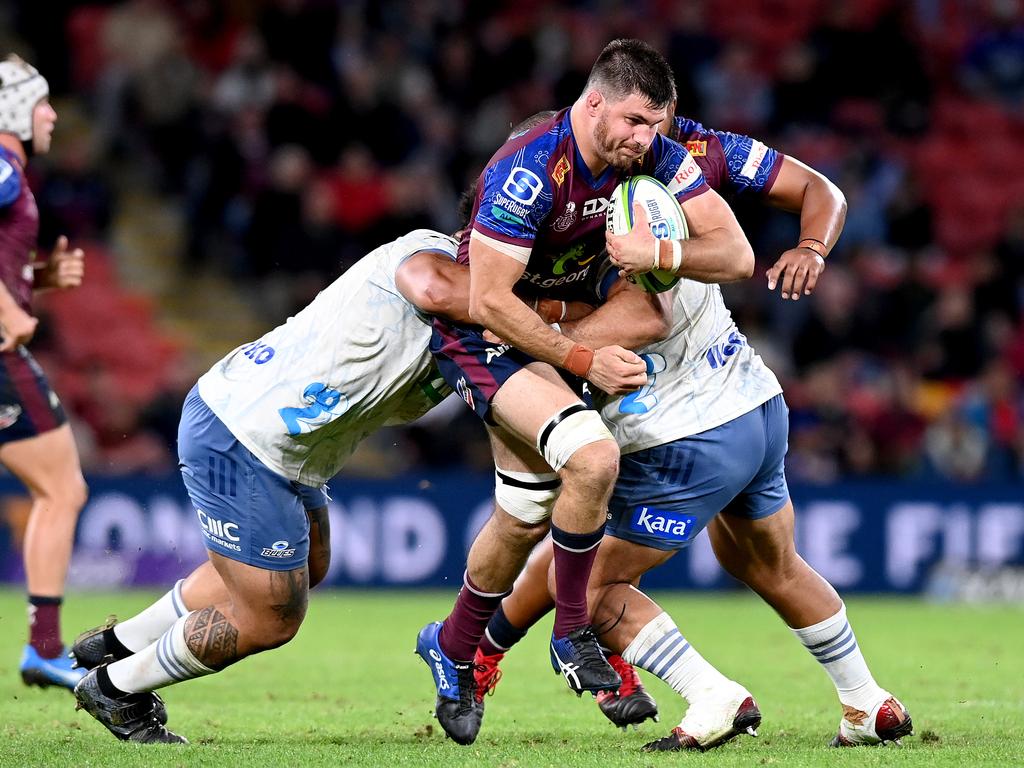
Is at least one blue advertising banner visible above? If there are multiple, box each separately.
[0,474,1021,593]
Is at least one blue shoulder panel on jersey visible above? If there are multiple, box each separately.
[714,130,781,196]
[0,151,22,208]
[473,128,561,244]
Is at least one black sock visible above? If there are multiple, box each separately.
[483,605,527,652]
[103,627,133,659]
[95,665,129,698]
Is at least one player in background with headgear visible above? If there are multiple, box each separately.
[0,54,89,691]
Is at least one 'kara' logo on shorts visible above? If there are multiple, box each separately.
[630,506,698,542]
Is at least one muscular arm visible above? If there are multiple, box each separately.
[764,156,847,298]
[395,250,472,324]
[396,250,595,325]
[559,278,671,350]
[468,238,577,367]
[671,188,754,282]
[607,187,754,284]
[766,156,847,246]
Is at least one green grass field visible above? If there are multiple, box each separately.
[0,589,1021,767]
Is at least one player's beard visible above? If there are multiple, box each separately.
[594,113,644,171]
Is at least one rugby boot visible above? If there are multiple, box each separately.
[70,616,121,669]
[549,625,621,695]
[596,654,659,728]
[74,667,187,744]
[70,617,168,726]
[472,648,504,704]
[20,645,86,690]
[830,696,913,746]
[415,622,484,745]
[642,682,760,752]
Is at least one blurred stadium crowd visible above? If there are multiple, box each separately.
[4,0,1024,483]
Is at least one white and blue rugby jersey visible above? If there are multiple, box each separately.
[198,229,455,485]
[598,118,784,452]
[600,280,782,454]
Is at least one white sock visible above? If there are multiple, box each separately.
[622,612,731,704]
[113,579,187,652]
[107,614,214,693]
[791,603,889,713]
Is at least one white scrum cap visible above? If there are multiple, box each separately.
[0,55,49,142]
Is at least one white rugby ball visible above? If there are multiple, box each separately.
[606,175,687,293]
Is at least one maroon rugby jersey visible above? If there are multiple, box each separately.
[460,108,709,303]
[0,145,39,314]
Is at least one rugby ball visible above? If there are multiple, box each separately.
[606,175,687,293]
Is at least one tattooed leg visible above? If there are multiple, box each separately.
[184,607,240,670]
[269,567,309,628]
[306,506,332,588]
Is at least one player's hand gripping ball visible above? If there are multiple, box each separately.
[606,175,687,293]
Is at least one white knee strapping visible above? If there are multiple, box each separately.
[494,468,560,523]
[536,404,614,471]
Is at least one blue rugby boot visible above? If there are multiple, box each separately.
[20,645,86,690]
[550,625,621,695]
[415,621,484,745]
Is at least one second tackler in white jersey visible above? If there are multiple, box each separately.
[600,280,782,455]
[198,229,455,486]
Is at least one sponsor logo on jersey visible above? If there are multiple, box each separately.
[630,506,698,541]
[491,204,525,226]
[493,192,531,219]
[519,264,591,289]
[0,404,22,429]
[241,340,275,365]
[261,540,296,558]
[502,166,543,205]
[278,382,348,435]
[582,197,611,219]
[197,509,242,551]
[552,155,571,186]
[740,140,768,180]
[705,331,747,370]
[552,200,577,232]
[685,140,707,157]
[552,242,597,275]
[667,152,702,193]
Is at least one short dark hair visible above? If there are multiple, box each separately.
[583,39,676,108]
[508,110,558,139]
[456,179,478,231]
